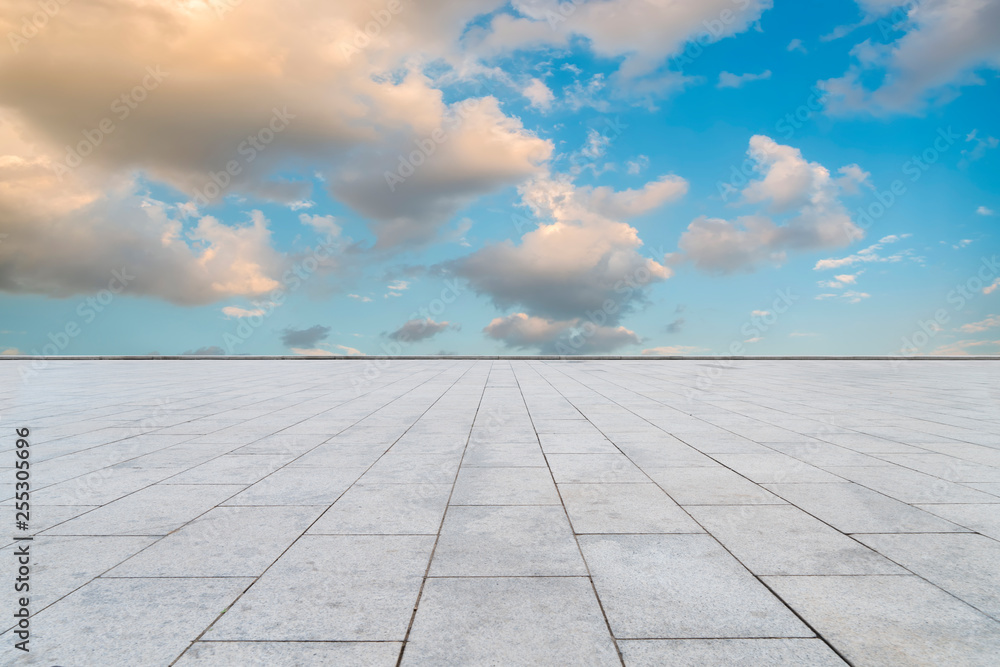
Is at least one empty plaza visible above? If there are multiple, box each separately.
[3,359,999,665]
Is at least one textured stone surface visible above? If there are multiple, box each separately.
[2,359,998,665]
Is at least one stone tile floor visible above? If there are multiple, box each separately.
[1,359,998,665]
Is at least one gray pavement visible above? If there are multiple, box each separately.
[1,359,999,665]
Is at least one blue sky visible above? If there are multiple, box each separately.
[1,0,998,356]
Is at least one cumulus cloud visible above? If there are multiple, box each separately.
[977,206,996,216]
[717,70,772,89]
[449,173,681,321]
[470,0,772,96]
[522,78,555,109]
[0,135,287,304]
[484,312,641,354]
[280,325,331,348]
[820,0,1000,115]
[672,135,865,273]
[0,0,567,298]
[388,318,457,342]
[332,96,552,247]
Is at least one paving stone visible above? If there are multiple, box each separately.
[855,532,1000,619]
[44,484,244,535]
[164,454,290,485]
[207,535,434,641]
[176,641,402,666]
[764,574,1000,667]
[309,483,451,534]
[0,535,156,614]
[5,359,999,664]
[106,506,323,577]
[763,482,970,533]
[359,454,462,484]
[0,577,252,665]
[538,432,619,454]
[547,453,648,483]
[824,466,1000,504]
[579,534,812,639]
[687,505,904,575]
[450,466,560,505]
[619,638,847,666]
[430,505,586,577]
[647,467,785,505]
[559,483,703,534]
[461,441,547,467]
[402,577,619,666]
[913,503,1000,539]
[224,466,364,505]
[712,453,843,483]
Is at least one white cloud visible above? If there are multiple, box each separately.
[291,345,365,356]
[626,155,650,175]
[959,315,1000,333]
[222,306,268,319]
[672,135,865,273]
[522,78,555,110]
[751,310,772,317]
[960,129,999,167]
[471,0,772,97]
[641,345,709,356]
[450,173,678,321]
[929,339,1000,356]
[388,318,456,342]
[815,290,871,303]
[717,70,772,89]
[818,272,861,288]
[347,293,373,302]
[484,312,641,354]
[977,206,995,216]
[384,279,410,298]
[821,0,1000,115]
[814,234,913,270]
[787,38,807,54]
[985,278,1000,295]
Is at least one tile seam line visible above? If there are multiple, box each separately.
[514,361,628,667]
[536,360,857,667]
[166,360,470,665]
[394,360,491,667]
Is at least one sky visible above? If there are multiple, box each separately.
[0,0,998,357]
